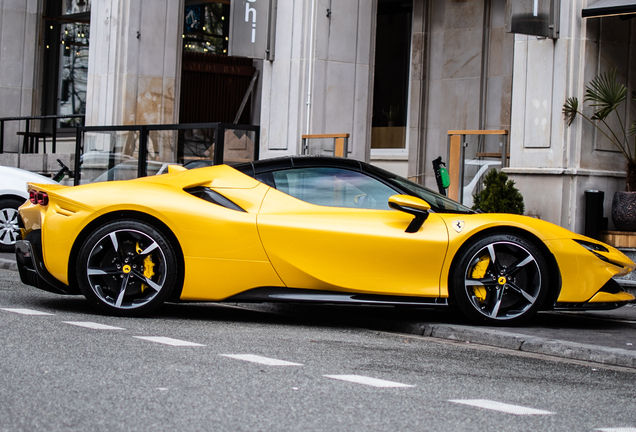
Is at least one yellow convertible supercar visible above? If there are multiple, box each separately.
[15,156,635,325]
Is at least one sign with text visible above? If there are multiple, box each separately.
[229,0,276,60]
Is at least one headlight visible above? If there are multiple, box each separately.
[573,239,609,253]
[573,239,612,264]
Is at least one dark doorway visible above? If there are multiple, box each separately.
[179,1,255,125]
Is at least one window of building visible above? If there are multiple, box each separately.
[371,0,412,153]
[42,0,91,128]
[183,1,230,54]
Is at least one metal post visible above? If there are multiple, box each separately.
[74,127,83,186]
[0,120,4,154]
[24,119,30,153]
[52,118,57,153]
[459,135,466,204]
[215,124,226,165]
[139,126,148,178]
[253,128,260,161]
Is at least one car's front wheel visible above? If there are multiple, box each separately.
[77,220,178,316]
[0,197,25,253]
[450,233,549,325]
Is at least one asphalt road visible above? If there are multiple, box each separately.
[1,269,635,432]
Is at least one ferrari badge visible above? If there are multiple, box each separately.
[452,220,465,233]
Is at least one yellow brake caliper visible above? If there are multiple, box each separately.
[470,254,490,302]
[136,243,155,293]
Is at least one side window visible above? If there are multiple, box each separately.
[259,167,397,210]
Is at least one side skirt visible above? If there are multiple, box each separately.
[225,287,449,307]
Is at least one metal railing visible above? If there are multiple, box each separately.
[0,114,85,154]
[74,122,260,185]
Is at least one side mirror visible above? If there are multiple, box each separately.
[388,195,431,233]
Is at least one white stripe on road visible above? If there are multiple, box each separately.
[449,399,554,415]
[324,375,415,388]
[134,336,205,347]
[596,429,636,432]
[63,321,125,330]
[0,308,53,316]
[220,354,303,366]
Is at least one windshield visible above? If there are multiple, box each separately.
[369,165,475,214]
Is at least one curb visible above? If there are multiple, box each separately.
[0,258,17,272]
[391,321,636,369]
[237,303,636,369]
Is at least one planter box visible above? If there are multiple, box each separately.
[600,231,636,248]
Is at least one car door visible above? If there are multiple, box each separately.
[255,166,450,298]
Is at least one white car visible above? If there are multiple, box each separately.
[0,166,57,252]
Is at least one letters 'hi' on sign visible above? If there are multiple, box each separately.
[230,0,277,60]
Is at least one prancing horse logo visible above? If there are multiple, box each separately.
[452,220,465,233]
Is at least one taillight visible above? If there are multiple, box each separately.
[29,190,49,206]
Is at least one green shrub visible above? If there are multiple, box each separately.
[472,169,525,214]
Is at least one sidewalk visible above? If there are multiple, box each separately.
[1,254,635,369]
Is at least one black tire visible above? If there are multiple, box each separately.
[450,233,549,325]
[0,197,26,253]
[76,219,178,316]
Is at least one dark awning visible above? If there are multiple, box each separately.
[582,0,636,18]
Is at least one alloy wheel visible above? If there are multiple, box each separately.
[86,228,168,310]
[462,240,543,321]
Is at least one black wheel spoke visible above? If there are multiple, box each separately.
[131,269,162,292]
[115,273,131,308]
[506,254,534,278]
[490,287,505,318]
[87,266,121,276]
[506,281,537,303]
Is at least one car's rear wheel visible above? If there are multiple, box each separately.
[77,220,177,316]
[0,197,25,253]
[450,233,549,325]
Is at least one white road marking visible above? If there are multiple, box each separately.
[449,399,554,415]
[63,321,125,330]
[220,354,303,366]
[324,375,415,388]
[596,429,636,432]
[0,308,53,316]
[134,336,205,347]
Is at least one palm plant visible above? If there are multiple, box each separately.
[563,69,636,191]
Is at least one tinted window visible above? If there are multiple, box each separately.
[258,167,397,210]
[366,165,474,214]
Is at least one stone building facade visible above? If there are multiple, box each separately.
[0,0,634,234]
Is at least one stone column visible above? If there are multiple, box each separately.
[259,0,376,161]
[0,0,40,155]
[508,0,629,232]
[85,0,182,127]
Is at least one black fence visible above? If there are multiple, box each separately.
[0,114,85,154]
[74,123,260,186]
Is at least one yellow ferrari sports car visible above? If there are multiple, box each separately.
[15,156,635,325]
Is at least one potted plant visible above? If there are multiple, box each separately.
[472,169,525,214]
[563,69,636,231]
